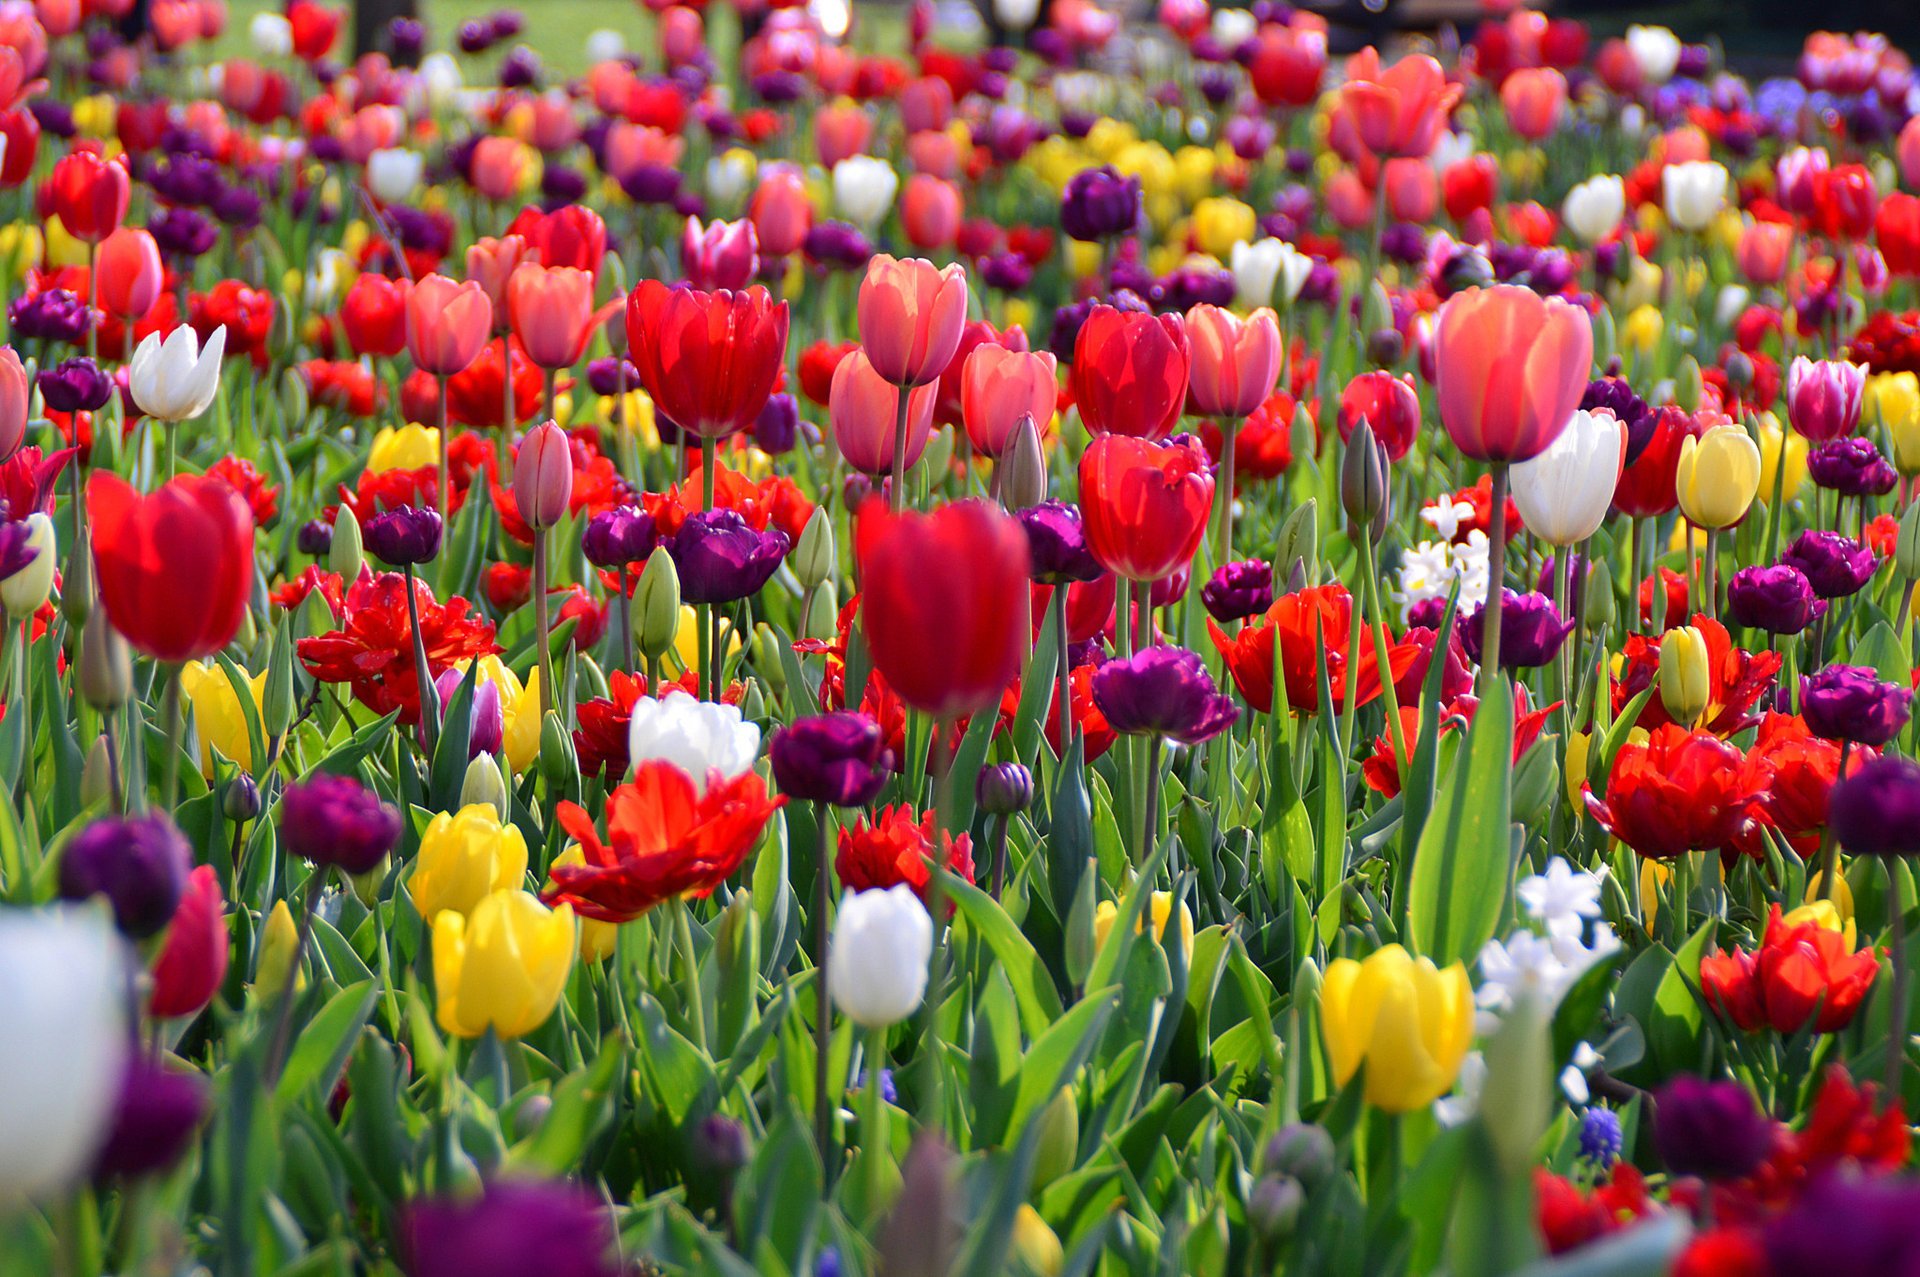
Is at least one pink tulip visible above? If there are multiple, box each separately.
[466,234,528,329]
[1187,305,1283,420]
[748,165,812,258]
[1434,285,1593,463]
[814,103,873,169]
[831,349,936,476]
[1324,168,1374,230]
[857,255,969,388]
[526,92,578,152]
[660,7,703,66]
[0,346,26,461]
[1736,221,1793,285]
[901,174,962,251]
[906,129,963,181]
[469,136,529,201]
[602,123,683,181]
[513,420,573,531]
[1384,158,1437,223]
[507,263,617,371]
[96,225,162,319]
[1333,48,1462,161]
[406,274,493,376]
[899,77,954,134]
[682,216,759,292]
[961,344,1058,458]
[1500,67,1567,142]
[1901,118,1920,193]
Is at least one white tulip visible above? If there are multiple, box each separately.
[1428,131,1476,174]
[1715,284,1751,329]
[365,147,424,205]
[1274,241,1314,304]
[418,53,463,110]
[0,906,129,1200]
[1211,8,1256,50]
[249,12,292,58]
[829,886,933,1029]
[1626,25,1682,87]
[1662,161,1728,233]
[1229,238,1283,310]
[130,325,225,423]
[1,513,55,620]
[584,29,627,65]
[1561,175,1625,245]
[303,247,350,310]
[995,0,1042,31]
[832,156,899,230]
[705,149,756,208]
[1509,409,1626,547]
[627,691,761,792]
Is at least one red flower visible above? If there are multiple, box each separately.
[836,804,975,900]
[0,444,74,518]
[1200,389,1296,487]
[286,0,343,60]
[301,359,382,416]
[1878,192,1920,277]
[1424,473,1524,543]
[1671,1228,1766,1277]
[190,279,275,367]
[296,570,499,725]
[482,562,532,613]
[1583,724,1748,858]
[997,663,1116,763]
[1849,309,1920,375]
[89,472,254,662]
[547,762,783,922]
[206,455,280,528]
[1070,305,1189,440]
[1078,433,1214,582]
[148,865,227,1020]
[46,148,129,244]
[798,339,857,407]
[508,204,609,277]
[1363,689,1556,799]
[1731,713,1864,858]
[1614,405,1703,518]
[1610,615,1782,738]
[642,461,814,543]
[270,565,342,613]
[857,498,1030,721]
[1210,583,1418,715]
[1638,566,1689,632]
[625,280,789,440]
[1702,905,1879,1035]
[339,272,410,358]
[934,319,1026,430]
[436,336,544,430]
[1811,163,1878,242]
[1534,1164,1656,1256]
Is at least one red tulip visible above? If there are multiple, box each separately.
[1247,24,1326,108]
[1070,305,1190,440]
[800,338,858,407]
[1500,67,1567,141]
[1701,905,1878,1036]
[899,77,955,134]
[47,148,130,244]
[95,226,161,319]
[1186,304,1282,419]
[1434,285,1592,463]
[1442,155,1500,224]
[1583,724,1747,858]
[89,471,255,662]
[1331,48,1462,161]
[1737,220,1794,284]
[464,234,528,321]
[857,254,968,388]
[506,263,617,371]
[748,165,812,258]
[858,497,1030,721]
[1339,370,1421,461]
[1383,158,1437,223]
[1209,583,1417,715]
[1812,163,1877,242]
[902,174,963,251]
[961,344,1057,458]
[0,107,39,186]
[149,865,228,1020]
[406,274,493,376]
[625,280,789,440]
[1078,434,1214,583]
[934,320,1025,429]
[831,349,935,476]
[508,204,608,277]
[340,272,411,358]
[1613,406,1703,518]
[1876,192,1920,278]
[286,0,341,60]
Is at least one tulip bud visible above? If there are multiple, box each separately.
[348,857,390,908]
[1011,1205,1064,1277]
[223,774,261,824]
[80,735,114,809]
[1898,501,1920,581]
[1339,420,1390,540]
[60,538,92,630]
[1272,499,1318,586]
[1658,624,1711,727]
[999,414,1048,510]
[1584,557,1616,629]
[1030,1086,1080,1189]
[691,1112,750,1180]
[1725,351,1754,395]
[1511,736,1560,826]
[1365,327,1404,368]
[634,546,681,661]
[750,624,786,694]
[460,753,510,821]
[921,424,956,481]
[792,507,835,590]
[1674,355,1702,413]
[1064,858,1098,988]
[1248,1175,1304,1240]
[738,678,768,724]
[79,617,132,710]
[538,710,580,802]
[801,578,839,642]
[876,1135,959,1277]
[513,421,573,532]
[255,899,305,997]
[1360,280,1393,337]
[1263,1123,1335,1186]
[328,505,364,580]
[1,512,55,619]
[975,762,1034,816]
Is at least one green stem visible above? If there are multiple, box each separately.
[815,803,836,1181]
[1479,465,1509,690]
[888,381,911,512]
[675,897,709,1052]
[404,565,439,756]
[1887,862,1909,1101]
[532,529,556,719]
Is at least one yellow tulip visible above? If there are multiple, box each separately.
[1172,145,1217,203]
[256,899,306,996]
[341,219,372,261]
[1622,304,1664,356]
[1609,256,1663,312]
[1756,416,1809,503]
[1011,1205,1064,1276]
[409,804,529,924]
[1868,372,1920,475]
[671,604,741,677]
[1563,731,1592,810]
[44,215,88,268]
[502,664,543,775]
[72,95,115,138]
[367,423,442,475]
[1321,945,1473,1112]
[593,388,658,445]
[1501,147,1545,188]
[432,889,576,1039]
[180,661,267,776]
[1783,896,1855,948]
[1092,891,1195,962]
[1190,197,1256,259]
[1657,625,1710,728]
[1085,119,1136,161]
[1003,298,1035,333]
[1067,239,1103,281]
[0,222,44,276]
[553,390,573,427]
[1674,424,1761,529]
[1640,860,1670,925]
[551,847,619,962]
[1112,141,1175,202]
[1803,871,1856,940]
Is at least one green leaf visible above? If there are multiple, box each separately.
[1011,597,1062,769]
[1407,678,1515,966]
[1649,918,1716,1073]
[507,1040,624,1175]
[1851,620,1912,687]
[276,980,378,1106]
[427,660,480,811]
[939,697,1000,838]
[947,877,1064,1039]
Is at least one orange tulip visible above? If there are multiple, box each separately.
[1500,67,1567,142]
[1186,304,1282,419]
[961,344,1057,458]
[857,255,969,389]
[506,263,618,371]
[407,274,493,376]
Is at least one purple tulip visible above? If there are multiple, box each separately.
[668,509,788,605]
[754,393,800,455]
[801,221,873,270]
[1800,664,1912,746]
[1807,436,1898,496]
[1726,564,1822,635]
[1582,377,1653,465]
[1460,589,1574,669]
[1780,529,1878,599]
[769,712,894,807]
[1830,755,1920,858]
[1016,501,1104,585]
[10,288,91,343]
[581,505,657,569]
[92,1056,209,1180]
[363,505,445,566]
[1090,645,1240,746]
[38,357,113,414]
[584,357,639,398]
[279,772,404,876]
[1652,1075,1772,1181]
[58,812,191,939]
[975,762,1034,815]
[1202,560,1274,624]
[401,1180,622,1277]
[435,668,505,760]
[149,206,220,259]
[1060,166,1141,242]
[1766,1171,1920,1277]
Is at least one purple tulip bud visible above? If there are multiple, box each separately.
[58,812,191,939]
[1652,1076,1772,1181]
[92,1056,209,1180]
[435,667,504,759]
[1090,644,1240,745]
[802,220,873,270]
[279,772,403,876]
[38,357,113,413]
[387,17,426,63]
[297,519,333,557]
[363,505,444,566]
[1726,565,1821,635]
[975,762,1034,815]
[754,393,800,455]
[668,508,788,605]
[1800,663,1912,747]
[1061,166,1141,242]
[1202,560,1275,624]
[769,712,894,807]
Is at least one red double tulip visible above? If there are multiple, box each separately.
[1078,433,1213,582]
[858,498,1030,721]
[1186,304,1282,419]
[89,472,255,662]
[95,226,161,319]
[406,274,493,375]
[625,280,789,440]
[1583,724,1747,859]
[47,148,130,243]
[340,272,411,358]
[1702,906,1878,1036]
[1070,306,1190,440]
[857,255,969,387]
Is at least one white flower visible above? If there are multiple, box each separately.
[418,53,463,109]
[829,886,933,1029]
[1211,8,1256,50]
[1662,161,1728,233]
[626,690,761,792]
[1230,238,1283,310]
[584,28,627,65]
[1273,240,1314,304]
[1,513,56,620]
[1517,858,1604,934]
[0,906,130,1200]
[1620,104,1647,136]
[1562,175,1625,246]
[1716,284,1751,329]
[1510,408,1626,547]
[706,150,756,208]
[249,11,292,58]
[1420,498,1475,541]
[1434,1051,1486,1127]
[832,156,899,230]
[303,247,350,310]
[129,325,225,423]
[994,0,1042,29]
[1428,132,1476,174]
[365,147,424,205]
[1626,25,1682,86]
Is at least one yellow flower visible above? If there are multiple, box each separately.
[72,95,116,138]
[256,899,306,996]
[1622,304,1664,356]
[594,389,658,444]
[44,215,88,268]
[409,804,529,925]
[1609,256,1663,312]
[432,889,576,1039]
[0,222,43,276]
[1657,625,1710,728]
[1751,415,1807,503]
[550,847,619,962]
[1641,860,1670,924]
[1112,140,1175,202]
[1003,298,1035,333]
[1706,207,1745,255]
[367,423,442,475]
[446,655,541,774]
[1783,896,1856,948]
[342,219,372,260]
[1092,891,1194,961]
[1085,119,1136,161]
[1066,239,1103,281]
[180,660,266,776]
[553,390,573,427]
[1011,1205,1064,1276]
[1802,871,1856,938]
[1172,145,1216,203]
[1563,731,1592,809]
[1502,147,1546,188]
[671,603,742,676]
[1190,196,1256,259]
[1869,372,1920,475]
[1320,945,1473,1112]
[1674,424,1761,529]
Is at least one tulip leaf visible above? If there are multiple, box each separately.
[506,1039,625,1176]
[1648,918,1716,1074]
[1010,597,1062,771]
[1593,685,1656,800]
[216,650,268,785]
[1047,737,1093,920]
[276,979,378,1106]
[1407,677,1514,967]
[309,710,403,782]
[426,659,480,811]
[940,695,1001,838]
[947,876,1064,1039]
[1850,619,1911,687]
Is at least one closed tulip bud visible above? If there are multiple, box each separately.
[1674,355,1702,413]
[1030,1086,1080,1189]
[999,414,1048,511]
[1064,860,1099,987]
[1674,424,1762,529]
[538,710,578,798]
[1899,501,1920,580]
[60,540,91,630]
[751,625,787,694]
[976,762,1034,816]
[1366,327,1405,367]
[801,578,839,642]
[1264,1123,1336,1186]
[1249,1175,1305,1240]
[255,899,305,997]
[1725,351,1755,395]
[792,507,835,590]
[1339,419,1390,539]
[80,736,114,809]
[829,885,933,1028]
[1271,499,1318,587]
[460,753,510,821]
[79,617,131,709]
[1511,737,1560,826]
[328,507,363,581]
[1658,624,1711,727]
[635,546,681,660]
[1,511,55,618]
[1321,945,1473,1112]
[1011,1205,1064,1277]
[223,774,261,823]
[1585,557,1616,628]
[512,421,573,532]
[348,857,390,908]
[408,805,529,925]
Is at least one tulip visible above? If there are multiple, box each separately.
[1701,905,1878,1037]
[748,165,813,257]
[1332,48,1462,160]
[829,885,933,1028]
[860,498,1030,721]
[1785,356,1867,443]
[1091,891,1195,960]
[1674,424,1761,530]
[1321,944,1473,1112]
[1500,67,1566,141]
[1657,624,1710,727]
[469,136,533,201]
[95,226,161,320]
[624,280,789,442]
[831,155,899,229]
[1060,166,1141,242]
[88,472,254,662]
[857,255,969,389]
[681,216,759,292]
[1780,529,1877,600]
[0,907,129,1200]
[831,347,936,478]
[901,174,962,251]
[1186,304,1282,420]
[58,812,191,940]
[1726,565,1821,636]
[1190,197,1257,259]
[148,865,228,1020]
[513,421,573,532]
[128,324,224,422]
[362,505,444,566]
[1070,306,1190,441]
[1737,220,1794,285]
[1561,175,1625,246]
[506,264,614,373]
[409,804,531,925]
[406,274,493,376]
[770,712,894,807]
[0,344,25,460]
[1652,1076,1770,1181]
[1800,665,1911,748]
[432,889,575,1039]
[1830,756,1920,858]
[464,235,527,319]
[365,146,423,204]
[401,1180,623,1277]
[48,149,130,243]
[1078,433,1214,588]
[0,510,53,619]
[1661,161,1728,233]
[179,659,265,775]
[340,272,411,358]
[1434,286,1592,464]
[1337,370,1421,461]
[1625,24,1682,84]
[1090,645,1239,746]
[960,344,1057,459]
[279,772,402,876]
[1510,408,1625,546]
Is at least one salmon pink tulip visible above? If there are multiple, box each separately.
[506,264,617,371]
[95,226,161,319]
[831,350,935,476]
[406,274,494,376]
[1333,48,1462,161]
[1186,304,1282,420]
[961,344,1058,458]
[857,255,968,388]
[1433,285,1593,463]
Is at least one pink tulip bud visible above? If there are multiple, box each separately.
[514,421,574,531]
